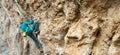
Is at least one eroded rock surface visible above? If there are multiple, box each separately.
[0,0,120,55]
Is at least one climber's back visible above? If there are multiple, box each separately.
[20,18,34,32]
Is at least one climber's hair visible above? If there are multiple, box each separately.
[20,18,26,24]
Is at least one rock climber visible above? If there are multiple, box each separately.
[20,18,43,53]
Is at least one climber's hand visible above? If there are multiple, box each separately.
[30,18,33,20]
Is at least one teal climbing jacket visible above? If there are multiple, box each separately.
[20,19,41,48]
[20,19,34,32]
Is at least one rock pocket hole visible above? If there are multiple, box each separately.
[114,36,120,46]
[67,36,79,44]
[94,27,101,37]
[68,37,78,39]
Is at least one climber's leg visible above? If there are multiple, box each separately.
[26,29,41,49]
[31,22,39,32]
[26,28,43,53]
[29,34,41,48]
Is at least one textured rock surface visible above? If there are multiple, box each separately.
[0,0,120,55]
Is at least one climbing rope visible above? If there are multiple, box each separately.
[14,0,31,52]
[14,0,26,18]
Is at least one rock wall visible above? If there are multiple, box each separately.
[0,0,120,55]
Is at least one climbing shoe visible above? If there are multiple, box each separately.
[38,47,44,53]
[40,51,44,53]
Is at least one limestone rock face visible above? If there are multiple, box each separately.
[0,0,120,55]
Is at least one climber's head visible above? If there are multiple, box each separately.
[20,18,26,24]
